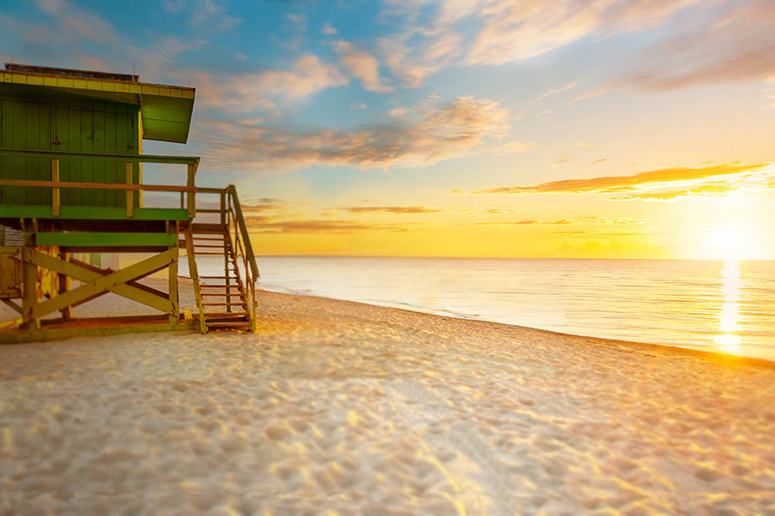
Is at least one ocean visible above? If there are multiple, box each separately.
[193,256,775,361]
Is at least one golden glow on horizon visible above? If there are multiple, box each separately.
[715,260,742,354]
[705,223,762,261]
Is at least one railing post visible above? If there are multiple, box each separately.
[51,158,60,216]
[187,163,196,219]
[59,249,71,320]
[126,162,133,218]
[21,247,39,330]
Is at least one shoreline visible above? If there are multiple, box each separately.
[2,288,775,513]
[258,288,775,369]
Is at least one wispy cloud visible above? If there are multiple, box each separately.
[163,0,241,32]
[321,23,338,35]
[462,162,773,197]
[531,82,577,103]
[620,1,775,91]
[379,29,461,87]
[246,218,416,234]
[329,206,445,214]
[190,55,348,113]
[34,0,116,44]
[571,85,613,103]
[473,216,649,226]
[335,41,394,93]
[193,96,511,172]
[491,141,537,156]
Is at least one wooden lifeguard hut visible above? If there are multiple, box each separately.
[0,64,259,341]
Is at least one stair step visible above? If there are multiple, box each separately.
[201,292,244,297]
[200,284,240,288]
[190,223,228,234]
[206,321,251,329]
[203,302,246,306]
[203,312,249,318]
[191,244,229,248]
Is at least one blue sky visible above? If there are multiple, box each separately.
[2,0,775,258]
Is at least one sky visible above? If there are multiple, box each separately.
[2,0,775,259]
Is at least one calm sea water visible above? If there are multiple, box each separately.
[193,257,775,361]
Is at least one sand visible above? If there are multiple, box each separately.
[1,287,775,515]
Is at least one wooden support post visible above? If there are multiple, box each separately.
[221,191,231,312]
[21,247,39,330]
[126,162,133,218]
[187,163,196,219]
[51,158,60,216]
[169,222,179,324]
[184,226,207,334]
[59,249,72,320]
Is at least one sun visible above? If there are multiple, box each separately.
[706,223,762,260]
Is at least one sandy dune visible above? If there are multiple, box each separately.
[1,289,775,515]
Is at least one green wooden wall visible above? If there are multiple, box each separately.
[0,95,141,209]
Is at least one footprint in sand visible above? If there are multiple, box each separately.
[695,468,722,482]
[265,426,291,441]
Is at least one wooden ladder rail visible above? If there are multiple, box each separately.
[222,233,249,312]
[227,185,260,332]
[184,225,208,334]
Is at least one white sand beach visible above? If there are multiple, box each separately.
[1,287,775,515]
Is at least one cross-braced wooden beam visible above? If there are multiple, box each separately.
[22,247,178,322]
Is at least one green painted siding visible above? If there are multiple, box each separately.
[0,95,140,209]
[0,99,51,205]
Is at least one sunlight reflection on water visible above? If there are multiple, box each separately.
[715,260,742,354]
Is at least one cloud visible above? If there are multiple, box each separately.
[335,41,394,93]
[531,82,577,103]
[321,23,338,35]
[620,1,775,91]
[190,55,348,113]
[192,96,511,172]
[379,0,701,85]
[466,162,771,195]
[163,0,241,32]
[609,182,755,202]
[379,30,461,87]
[591,159,607,165]
[240,198,298,213]
[330,206,444,214]
[35,0,115,44]
[571,85,613,103]
[350,102,368,111]
[246,218,415,234]
[491,141,537,156]
[577,142,596,149]
[435,0,699,66]
[473,216,648,226]
[473,219,572,225]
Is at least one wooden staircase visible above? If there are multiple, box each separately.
[182,186,259,333]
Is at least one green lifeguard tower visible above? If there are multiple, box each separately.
[0,64,258,341]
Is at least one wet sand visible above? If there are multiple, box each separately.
[1,288,775,515]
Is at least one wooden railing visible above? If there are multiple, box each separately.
[0,148,200,218]
[196,185,260,331]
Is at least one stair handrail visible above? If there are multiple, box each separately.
[227,185,259,280]
[225,185,259,331]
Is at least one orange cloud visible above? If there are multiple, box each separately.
[246,218,416,234]
[473,217,649,226]
[330,206,445,214]
[466,162,771,195]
